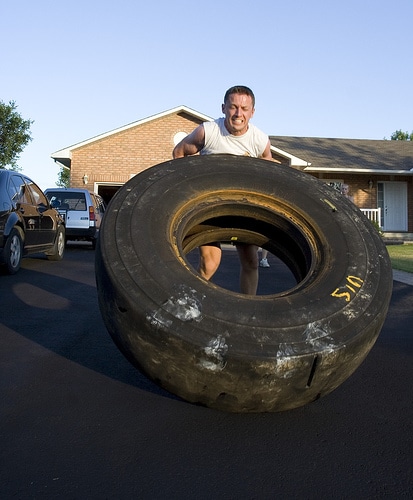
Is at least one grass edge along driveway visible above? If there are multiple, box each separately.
[387,244,413,273]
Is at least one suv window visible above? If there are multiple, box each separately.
[10,175,33,204]
[26,180,48,207]
[92,194,106,215]
[7,176,20,203]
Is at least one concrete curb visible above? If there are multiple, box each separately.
[392,269,413,286]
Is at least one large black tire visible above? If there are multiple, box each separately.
[95,155,393,412]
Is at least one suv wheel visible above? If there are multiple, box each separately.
[47,225,65,261]
[4,227,23,274]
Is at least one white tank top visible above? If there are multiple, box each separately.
[201,118,269,158]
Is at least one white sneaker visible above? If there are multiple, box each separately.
[259,258,270,268]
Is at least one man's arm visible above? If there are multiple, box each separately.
[261,139,273,161]
[173,124,206,158]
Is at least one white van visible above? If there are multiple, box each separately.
[45,188,106,248]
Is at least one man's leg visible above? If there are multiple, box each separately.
[236,244,259,295]
[198,243,222,280]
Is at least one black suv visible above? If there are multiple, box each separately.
[0,170,65,274]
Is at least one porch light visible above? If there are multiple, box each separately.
[83,174,89,185]
[368,179,373,189]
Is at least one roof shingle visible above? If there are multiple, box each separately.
[270,136,413,172]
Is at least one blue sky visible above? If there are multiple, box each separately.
[2,0,412,189]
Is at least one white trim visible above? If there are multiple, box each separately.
[270,145,309,167]
[94,180,124,192]
[304,167,412,175]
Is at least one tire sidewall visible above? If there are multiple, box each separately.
[96,155,393,411]
[4,227,23,274]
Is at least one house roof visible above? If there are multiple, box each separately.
[51,105,215,167]
[51,105,308,169]
[270,136,413,175]
[51,105,413,175]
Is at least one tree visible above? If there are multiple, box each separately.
[390,129,413,141]
[56,166,70,187]
[0,100,33,170]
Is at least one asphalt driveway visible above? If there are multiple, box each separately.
[0,245,412,499]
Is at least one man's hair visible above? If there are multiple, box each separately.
[224,86,255,107]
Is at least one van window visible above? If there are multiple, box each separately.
[46,191,87,211]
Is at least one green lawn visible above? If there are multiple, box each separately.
[386,244,413,273]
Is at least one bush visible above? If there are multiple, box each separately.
[371,220,383,236]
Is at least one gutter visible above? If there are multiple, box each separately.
[304,167,413,175]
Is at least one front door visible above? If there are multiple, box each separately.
[378,182,408,231]
[11,174,42,247]
[25,179,57,246]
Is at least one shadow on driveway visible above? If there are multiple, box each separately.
[0,246,412,498]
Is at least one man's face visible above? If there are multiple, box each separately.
[222,93,255,136]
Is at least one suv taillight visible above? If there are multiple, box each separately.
[89,206,96,221]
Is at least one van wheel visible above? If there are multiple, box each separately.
[95,155,393,412]
[3,227,23,274]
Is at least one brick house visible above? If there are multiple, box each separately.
[270,136,413,238]
[51,106,413,239]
